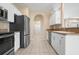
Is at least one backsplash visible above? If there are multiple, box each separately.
[49,24,62,29]
[0,21,9,32]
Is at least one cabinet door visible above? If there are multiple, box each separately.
[53,33,65,55]
[51,32,65,55]
[51,33,65,55]
[55,33,60,54]
[51,33,60,53]
[51,32,56,49]
[48,32,51,45]
[49,14,54,25]
[52,6,61,25]
[59,34,65,55]
[55,9,61,24]
[49,15,52,25]
[51,32,54,47]
[53,34,56,49]
[52,14,56,25]
[52,33,59,52]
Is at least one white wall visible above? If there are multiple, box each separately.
[64,3,79,19]
[0,3,22,22]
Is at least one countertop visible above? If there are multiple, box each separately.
[47,28,79,35]
[47,28,79,33]
[52,31,78,35]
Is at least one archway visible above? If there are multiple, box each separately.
[34,14,44,39]
[34,15,43,33]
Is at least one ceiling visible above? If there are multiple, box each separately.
[13,3,56,12]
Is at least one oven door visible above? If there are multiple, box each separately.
[0,33,14,55]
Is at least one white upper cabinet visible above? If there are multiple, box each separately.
[0,3,21,22]
[50,3,79,27]
[54,8,61,24]
[64,3,79,19]
[49,3,61,25]
[49,14,54,25]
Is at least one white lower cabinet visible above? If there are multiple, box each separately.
[59,34,65,55]
[55,33,61,54]
[51,33,56,49]
[54,33,60,53]
[51,32,79,55]
[65,35,79,55]
[14,32,20,52]
[51,33,65,55]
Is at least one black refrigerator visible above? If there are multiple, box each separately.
[15,15,30,48]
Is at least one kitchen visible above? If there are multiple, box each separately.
[0,3,79,55]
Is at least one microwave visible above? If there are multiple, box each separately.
[0,7,4,17]
[0,7,8,20]
[3,9,8,19]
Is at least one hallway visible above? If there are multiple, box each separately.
[15,7,56,55]
[16,39,56,55]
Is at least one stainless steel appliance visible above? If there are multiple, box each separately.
[0,7,4,18]
[16,15,30,48]
[3,9,8,19]
[0,32,14,55]
[0,7,8,20]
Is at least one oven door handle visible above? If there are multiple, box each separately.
[0,34,14,39]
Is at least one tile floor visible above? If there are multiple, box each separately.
[15,39,57,55]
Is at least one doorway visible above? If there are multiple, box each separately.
[34,15,44,40]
